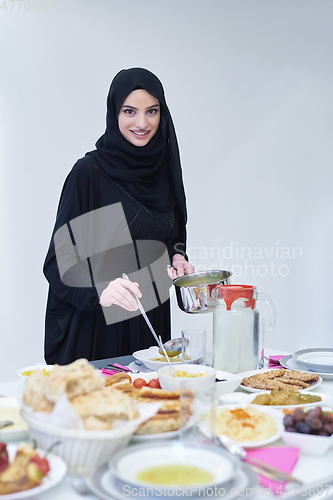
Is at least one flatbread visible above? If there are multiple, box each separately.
[242,368,319,390]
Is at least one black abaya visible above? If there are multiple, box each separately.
[43,157,187,364]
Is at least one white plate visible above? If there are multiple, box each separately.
[280,355,333,381]
[128,361,154,373]
[238,368,323,393]
[130,426,183,442]
[129,371,158,383]
[1,445,67,499]
[0,398,29,441]
[86,462,258,500]
[133,346,189,371]
[200,404,283,448]
[16,364,54,380]
[220,391,331,409]
[292,348,333,371]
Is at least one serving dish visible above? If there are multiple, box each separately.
[0,398,29,441]
[215,370,242,397]
[1,445,67,500]
[238,368,323,393]
[109,441,239,489]
[292,348,333,372]
[133,346,196,371]
[21,409,140,477]
[17,364,54,380]
[281,430,333,456]
[219,391,331,409]
[158,364,216,391]
[86,461,258,500]
[279,355,333,380]
[173,269,232,314]
[199,404,283,448]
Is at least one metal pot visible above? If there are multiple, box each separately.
[173,270,232,314]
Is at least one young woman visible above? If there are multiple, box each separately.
[43,68,194,365]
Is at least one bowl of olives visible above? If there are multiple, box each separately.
[281,406,333,455]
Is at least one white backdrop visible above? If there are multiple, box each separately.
[1,0,333,382]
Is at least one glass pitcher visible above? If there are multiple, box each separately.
[211,285,275,373]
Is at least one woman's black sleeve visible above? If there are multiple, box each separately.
[43,159,101,312]
[167,205,189,263]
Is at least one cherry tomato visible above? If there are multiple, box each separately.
[148,379,161,389]
[30,456,50,475]
[133,378,148,389]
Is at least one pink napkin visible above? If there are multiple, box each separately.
[245,447,300,493]
[268,355,285,369]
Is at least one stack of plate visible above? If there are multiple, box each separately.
[280,348,333,380]
[86,441,259,500]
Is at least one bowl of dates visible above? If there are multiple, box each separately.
[281,406,333,455]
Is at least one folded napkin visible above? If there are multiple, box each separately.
[245,447,300,493]
[268,355,285,369]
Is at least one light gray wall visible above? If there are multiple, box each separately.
[1,0,333,382]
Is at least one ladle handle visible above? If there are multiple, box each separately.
[122,273,162,349]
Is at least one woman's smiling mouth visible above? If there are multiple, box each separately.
[130,130,150,138]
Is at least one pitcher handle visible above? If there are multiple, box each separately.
[257,292,276,330]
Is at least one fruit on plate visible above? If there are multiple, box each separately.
[284,407,333,436]
[0,444,9,474]
[0,442,50,495]
[252,390,321,406]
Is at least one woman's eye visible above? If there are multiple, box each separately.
[123,109,134,115]
[147,108,158,115]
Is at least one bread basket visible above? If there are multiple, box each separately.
[22,409,139,477]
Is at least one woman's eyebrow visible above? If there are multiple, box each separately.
[121,104,160,110]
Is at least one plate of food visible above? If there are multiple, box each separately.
[239,368,322,393]
[0,398,29,441]
[249,390,330,409]
[0,443,67,499]
[104,371,194,441]
[219,390,331,410]
[16,364,54,381]
[133,346,195,371]
[200,404,283,448]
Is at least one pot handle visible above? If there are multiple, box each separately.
[257,292,276,330]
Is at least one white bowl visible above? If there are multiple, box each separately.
[110,441,239,489]
[215,371,242,397]
[0,397,29,440]
[281,430,333,456]
[158,364,216,391]
[17,364,54,380]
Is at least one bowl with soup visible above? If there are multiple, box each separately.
[158,364,216,391]
[109,441,239,491]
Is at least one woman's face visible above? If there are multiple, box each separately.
[118,89,160,146]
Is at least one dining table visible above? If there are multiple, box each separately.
[1,347,333,500]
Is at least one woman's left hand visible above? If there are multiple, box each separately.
[168,254,195,279]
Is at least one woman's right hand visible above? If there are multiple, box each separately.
[99,278,142,311]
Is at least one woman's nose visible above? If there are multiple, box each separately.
[136,113,148,129]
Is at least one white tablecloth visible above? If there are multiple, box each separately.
[1,349,333,499]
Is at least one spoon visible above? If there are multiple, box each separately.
[158,337,189,358]
[0,420,14,429]
[216,435,301,484]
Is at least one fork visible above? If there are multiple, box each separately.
[67,476,90,495]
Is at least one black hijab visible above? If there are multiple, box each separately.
[87,68,187,219]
